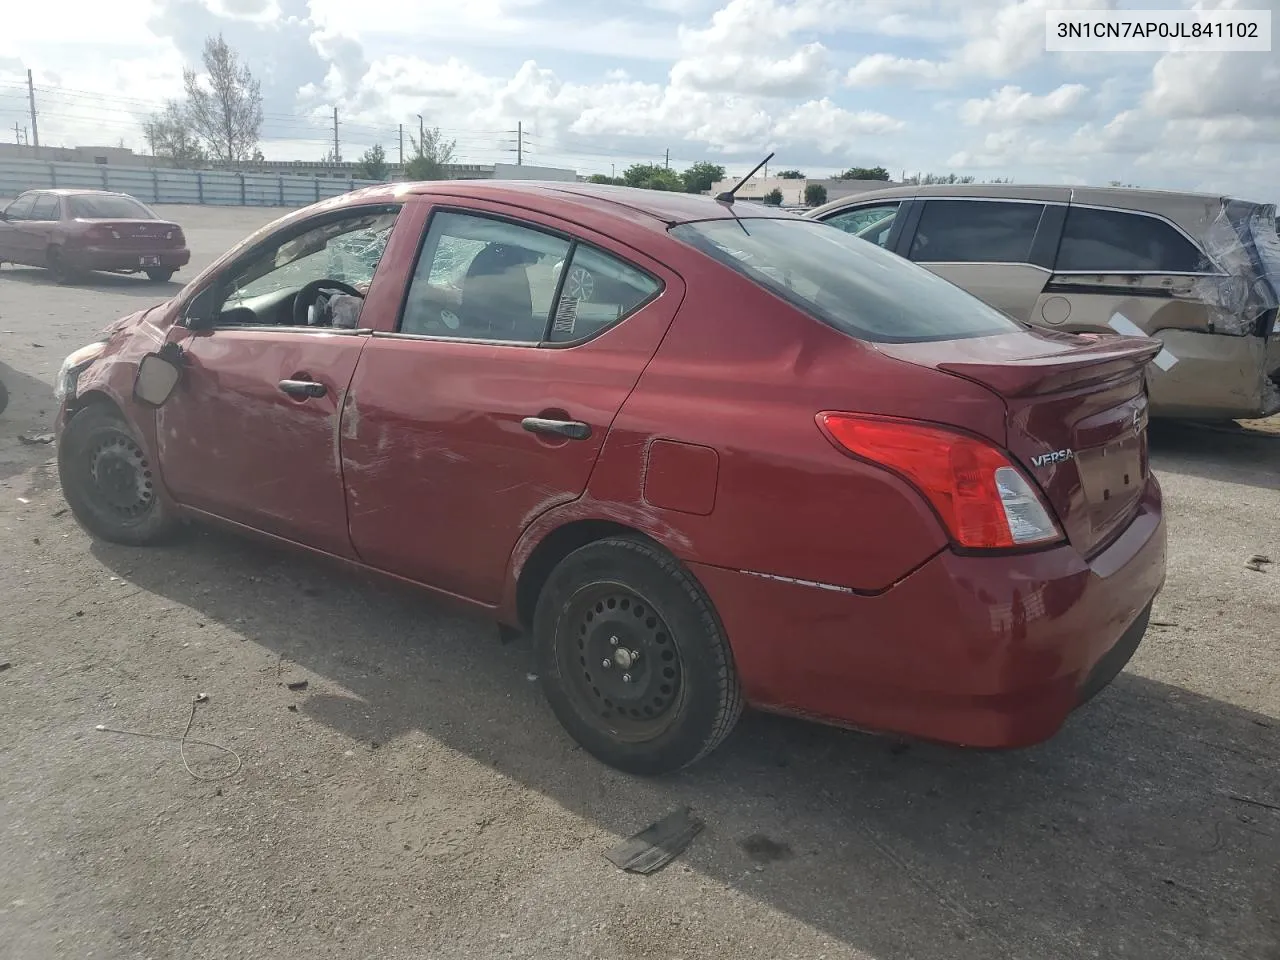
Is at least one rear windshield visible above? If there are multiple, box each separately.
[67,195,154,220]
[671,218,1023,343]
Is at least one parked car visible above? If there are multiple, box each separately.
[0,189,191,283]
[52,182,1165,773]
[808,184,1280,421]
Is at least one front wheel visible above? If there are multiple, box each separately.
[57,404,177,545]
[145,268,175,283]
[534,537,743,775]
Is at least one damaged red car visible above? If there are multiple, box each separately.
[53,182,1166,774]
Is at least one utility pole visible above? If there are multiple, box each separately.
[332,107,340,163]
[611,163,615,179]
[417,114,425,154]
[27,69,39,153]
[664,148,669,170]
[506,122,530,166]
[398,124,404,166]
[13,122,20,144]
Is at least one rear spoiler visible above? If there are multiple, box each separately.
[937,335,1162,398]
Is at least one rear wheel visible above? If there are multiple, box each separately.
[0,378,8,416]
[46,247,78,285]
[145,268,175,283]
[57,404,176,545]
[534,536,742,774]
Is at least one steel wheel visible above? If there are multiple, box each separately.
[560,583,684,742]
[87,433,156,521]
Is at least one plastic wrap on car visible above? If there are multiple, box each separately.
[1196,202,1280,336]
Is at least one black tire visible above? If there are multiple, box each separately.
[46,247,77,285]
[57,403,176,546]
[145,268,175,283]
[534,536,743,775]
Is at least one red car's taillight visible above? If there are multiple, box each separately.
[87,225,119,241]
[817,413,1063,550]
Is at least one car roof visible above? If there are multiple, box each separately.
[330,180,800,231]
[22,188,144,198]
[808,182,1267,239]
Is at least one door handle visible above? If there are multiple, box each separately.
[521,417,592,441]
[279,378,327,398]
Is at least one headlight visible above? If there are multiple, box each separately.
[54,341,108,403]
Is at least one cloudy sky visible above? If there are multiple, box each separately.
[0,0,1275,199]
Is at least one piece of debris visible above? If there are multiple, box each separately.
[287,704,298,712]
[1151,620,1179,627]
[18,432,55,445]
[1231,794,1280,813]
[51,508,67,518]
[0,661,12,673]
[195,693,209,703]
[526,672,538,682]
[606,807,703,875]
[370,740,380,750]
[16,497,29,505]
[1245,554,1273,573]
[31,342,44,348]
[285,680,309,691]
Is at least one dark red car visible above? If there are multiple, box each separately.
[0,189,190,283]
[52,182,1166,773]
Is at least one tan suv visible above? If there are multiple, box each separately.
[807,184,1280,420]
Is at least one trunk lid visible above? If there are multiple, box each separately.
[879,329,1162,555]
[78,219,183,248]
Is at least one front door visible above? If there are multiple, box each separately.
[0,192,38,264]
[154,202,402,556]
[157,327,368,557]
[342,203,682,603]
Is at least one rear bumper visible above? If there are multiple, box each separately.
[64,246,191,273]
[1147,329,1279,420]
[689,478,1166,748]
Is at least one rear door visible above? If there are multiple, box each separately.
[342,200,684,603]
[905,198,1062,323]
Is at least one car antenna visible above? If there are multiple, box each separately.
[716,152,775,205]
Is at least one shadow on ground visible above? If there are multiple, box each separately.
[1150,419,1280,491]
[0,265,182,298]
[0,361,58,482]
[90,527,1280,960]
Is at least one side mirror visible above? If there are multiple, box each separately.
[183,285,219,330]
[133,345,184,407]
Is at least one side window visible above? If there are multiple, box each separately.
[30,195,60,221]
[4,193,37,220]
[823,203,901,248]
[548,244,661,343]
[214,205,401,328]
[401,211,570,342]
[1056,207,1206,273]
[909,200,1045,264]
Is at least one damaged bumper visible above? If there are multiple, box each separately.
[1146,328,1280,420]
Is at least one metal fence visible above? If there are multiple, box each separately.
[0,158,382,207]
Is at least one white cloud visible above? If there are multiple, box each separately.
[959,84,1089,125]
[773,98,905,152]
[669,41,833,97]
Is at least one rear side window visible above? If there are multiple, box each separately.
[909,200,1045,264]
[548,245,660,343]
[30,194,60,220]
[672,218,1022,344]
[1056,207,1206,273]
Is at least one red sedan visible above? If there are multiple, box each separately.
[0,189,190,283]
[52,182,1166,773]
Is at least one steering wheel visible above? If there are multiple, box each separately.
[292,278,363,326]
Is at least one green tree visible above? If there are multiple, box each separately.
[405,126,456,180]
[143,100,206,168]
[836,166,890,181]
[680,161,726,194]
[587,173,623,184]
[777,169,806,179]
[182,34,264,163]
[905,172,976,185]
[762,188,784,206]
[804,183,828,207]
[622,163,682,191]
[358,143,388,180]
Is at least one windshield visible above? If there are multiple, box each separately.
[671,218,1023,343]
[68,195,154,220]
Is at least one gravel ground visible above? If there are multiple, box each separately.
[1,205,1277,960]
